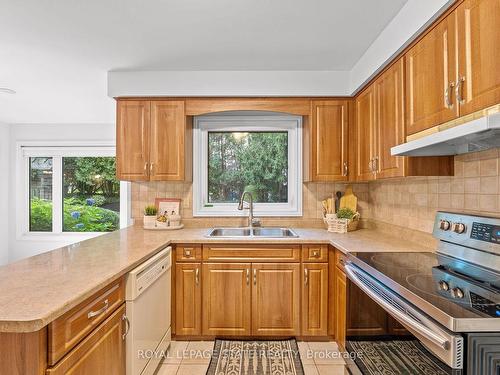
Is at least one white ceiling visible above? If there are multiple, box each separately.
[0,0,408,124]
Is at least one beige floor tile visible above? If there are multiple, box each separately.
[316,364,348,375]
[303,364,320,375]
[176,364,209,375]
[298,342,315,365]
[163,341,189,364]
[307,342,345,365]
[156,363,179,375]
[181,341,214,364]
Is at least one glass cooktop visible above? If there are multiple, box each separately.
[350,252,500,322]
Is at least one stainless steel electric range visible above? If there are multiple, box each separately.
[344,212,500,375]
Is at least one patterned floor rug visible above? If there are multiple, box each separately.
[346,338,452,375]
[206,339,305,375]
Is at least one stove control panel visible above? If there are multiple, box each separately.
[434,212,500,255]
[470,292,500,317]
[471,222,500,244]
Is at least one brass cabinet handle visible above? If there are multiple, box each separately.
[456,77,465,104]
[184,248,192,257]
[369,159,374,173]
[150,162,154,175]
[144,162,149,174]
[342,161,348,176]
[312,250,320,258]
[374,156,379,173]
[122,314,130,340]
[195,268,199,285]
[88,299,109,319]
[445,81,455,108]
[253,269,257,285]
[246,269,250,285]
[304,268,309,286]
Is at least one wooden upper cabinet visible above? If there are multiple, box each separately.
[456,0,500,116]
[375,58,406,179]
[116,100,150,180]
[309,100,349,181]
[252,263,300,336]
[356,85,376,181]
[202,263,251,336]
[150,101,186,181]
[175,263,202,336]
[302,263,328,336]
[405,11,459,135]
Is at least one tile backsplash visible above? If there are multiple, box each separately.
[130,148,500,233]
[131,181,369,228]
[369,148,500,233]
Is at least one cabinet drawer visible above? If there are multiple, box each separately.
[302,245,328,262]
[335,250,348,271]
[203,244,300,262]
[46,304,126,375]
[47,278,125,365]
[176,244,202,262]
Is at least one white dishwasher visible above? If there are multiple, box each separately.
[126,247,172,375]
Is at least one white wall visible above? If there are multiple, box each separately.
[0,123,10,265]
[8,123,115,263]
[349,0,454,92]
[108,70,351,97]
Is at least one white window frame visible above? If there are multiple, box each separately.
[16,141,131,241]
[193,114,302,217]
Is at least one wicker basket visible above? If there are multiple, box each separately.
[324,213,360,233]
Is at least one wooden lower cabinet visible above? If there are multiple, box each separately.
[334,266,347,350]
[202,263,251,336]
[46,304,126,375]
[252,263,301,336]
[302,263,329,336]
[175,263,202,336]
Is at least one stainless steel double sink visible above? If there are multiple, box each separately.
[206,227,299,238]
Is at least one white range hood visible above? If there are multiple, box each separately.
[391,112,500,156]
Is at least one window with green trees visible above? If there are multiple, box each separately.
[208,132,288,203]
[28,154,120,233]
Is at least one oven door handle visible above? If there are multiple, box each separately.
[344,263,450,350]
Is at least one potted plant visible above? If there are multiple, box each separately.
[143,205,157,229]
[336,207,360,232]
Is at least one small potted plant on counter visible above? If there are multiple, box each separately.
[143,205,157,229]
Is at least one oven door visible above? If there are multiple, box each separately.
[344,261,464,373]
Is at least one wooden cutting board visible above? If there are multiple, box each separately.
[339,185,357,212]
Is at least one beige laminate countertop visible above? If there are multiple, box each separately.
[0,226,434,333]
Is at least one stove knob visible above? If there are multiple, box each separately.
[439,220,451,231]
[438,280,450,291]
[453,222,467,234]
[451,287,465,299]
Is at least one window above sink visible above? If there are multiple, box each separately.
[193,112,303,217]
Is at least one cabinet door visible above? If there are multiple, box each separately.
[310,100,349,181]
[456,0,500,116]
[375,58,406,179]
[116,100,150,181]
[302,263,328,336]
[252,263,300,336]
[202,263,251,336]
[405,12,458,134]
[334,266,347,350]
[175,263,201,336]
[347,282,387,336]
[356,85,376,181]
[150,101,186,181]
[46,304,126,375]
